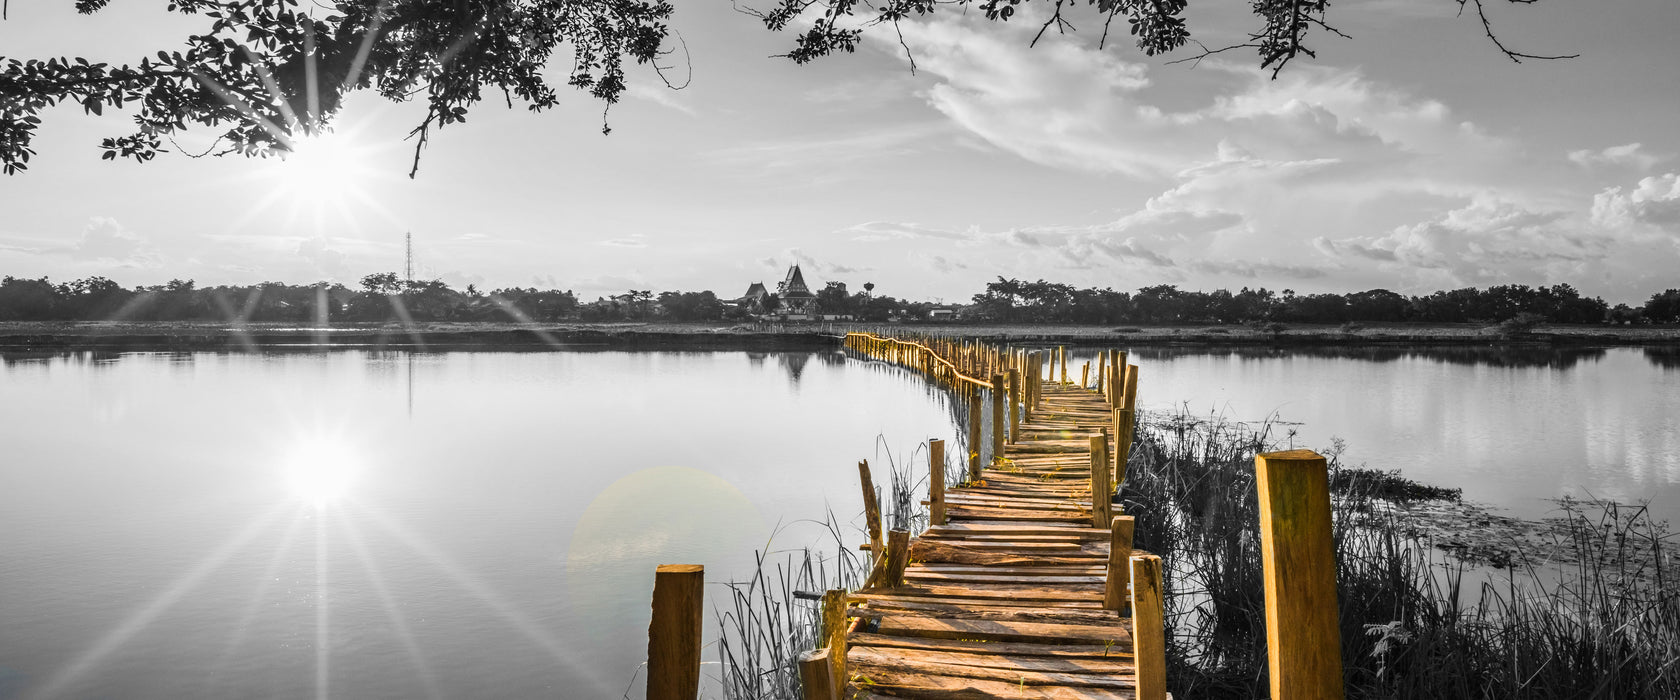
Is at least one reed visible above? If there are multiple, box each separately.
[713,442,929,699]
[1124,409,1680,699]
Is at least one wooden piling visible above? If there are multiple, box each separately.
[821,588,847,690]
[797,648,836,700]
[1123,365,1140,414]
[647,564,703,700]
[967,394,983,481]
[928,439,946,526]
[1089,434,1112,529]
[1132,554,1166,700]
[1256,449,1345,700]
[1006,369,1020,445]
[1096,352,1106,394]
[990,373,1005,461]
[1081,362,1089,390]
[881,529,910,588]
[1059,346,1067,385]
[859,460,883,557]
[1105,515,1135,612]
[1114,408,1135,486]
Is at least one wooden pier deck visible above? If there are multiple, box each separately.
[818,334,1165,700]
[649,334,1346,700]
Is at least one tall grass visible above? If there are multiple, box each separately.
[1127,409,1680,699]
[712,441,929,699]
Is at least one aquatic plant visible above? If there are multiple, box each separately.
[1126,409,1680,699]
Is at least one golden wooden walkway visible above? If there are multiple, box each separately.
[808,334,1166,700]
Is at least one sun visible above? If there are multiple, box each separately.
[284,438,360,506]
[272,131,372,202]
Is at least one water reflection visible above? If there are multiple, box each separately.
[1645,345,1680,370]
[0,350,963,699]
[1124,344,1611,370]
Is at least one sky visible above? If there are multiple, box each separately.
[1,0,1677,306]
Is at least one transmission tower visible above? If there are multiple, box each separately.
[405,231,413,282]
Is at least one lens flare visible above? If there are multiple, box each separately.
[273,131,370,202]
[285,439,358,505]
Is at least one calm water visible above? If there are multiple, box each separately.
[1067,345,1680,524]
[1,345,1676,699]
[0,351,960,700]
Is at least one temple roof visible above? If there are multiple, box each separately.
[740,282,768,300]
[781,264,815,298]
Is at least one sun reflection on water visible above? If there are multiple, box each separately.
[285,438,359,506]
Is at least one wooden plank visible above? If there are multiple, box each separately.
[849,648,1136,689]
[874,582,1103,603]
[926,523,1107,538]
[850,591,1104,610]
[911,541,1104,566]
[850,597,1123,624]
[873,615,1129,646]
[903,572,1107,585]
[910,564,1109,576]
[849,669,1137,700]
[946,507,1093,524]
[847,632,1130,660]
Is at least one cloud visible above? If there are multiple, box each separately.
[1316,196,1609,286]
[72,217,161,266]
[1568,143,1665,171]
[295,237,348,277]
[843,221,976,242]
[1188,259,1328,280]
[625,83,698,117]
[600,235,649,248]
[878,13,1503,182]
[1590,173,1680,236]
[0,217,164,268]
[926,254,967,273]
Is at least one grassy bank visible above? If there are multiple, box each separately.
[1128,411,1679,699]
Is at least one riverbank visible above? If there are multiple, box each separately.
[0,320,1676,352]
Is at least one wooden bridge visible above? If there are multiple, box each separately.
[646,332,1347,700]
[792,333,1166,700]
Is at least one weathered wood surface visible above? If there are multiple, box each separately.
[844,381,1162,700]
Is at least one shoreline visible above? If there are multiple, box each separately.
[0,320,1675,352]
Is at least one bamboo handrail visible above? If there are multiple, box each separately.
[844,332,994,389]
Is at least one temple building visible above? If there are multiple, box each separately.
[777,264,818,320]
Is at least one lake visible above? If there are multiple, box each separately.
[0,344,1675,699]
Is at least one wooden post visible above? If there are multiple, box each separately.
[1089,435,1112,529]
[859,460,883,557]
[821,589,847,690]
[1060,346,1067,385]
[1123,365,1140,414]
[797,648,836,700]
[1006,369,1020,445]
[1104,515,1135,612]
[1113,408,1135,487]
[967,393,983,481]
[1096,352,1106,394]
[990,374,1005,461]
[882,529,910,588]
[1131,554,1166,700]
[647,564,703,700]
[928,439,946,526]
[1081,362,1089,390]
[1256,449,1345,700]
[1023,352,1035,420]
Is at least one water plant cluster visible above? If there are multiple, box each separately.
[1129,411,1679,699]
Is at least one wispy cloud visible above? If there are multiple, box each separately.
[1569,143,1666,171]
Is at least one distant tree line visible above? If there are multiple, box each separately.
[2,272,1676,325]
[967,279,1680,326]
